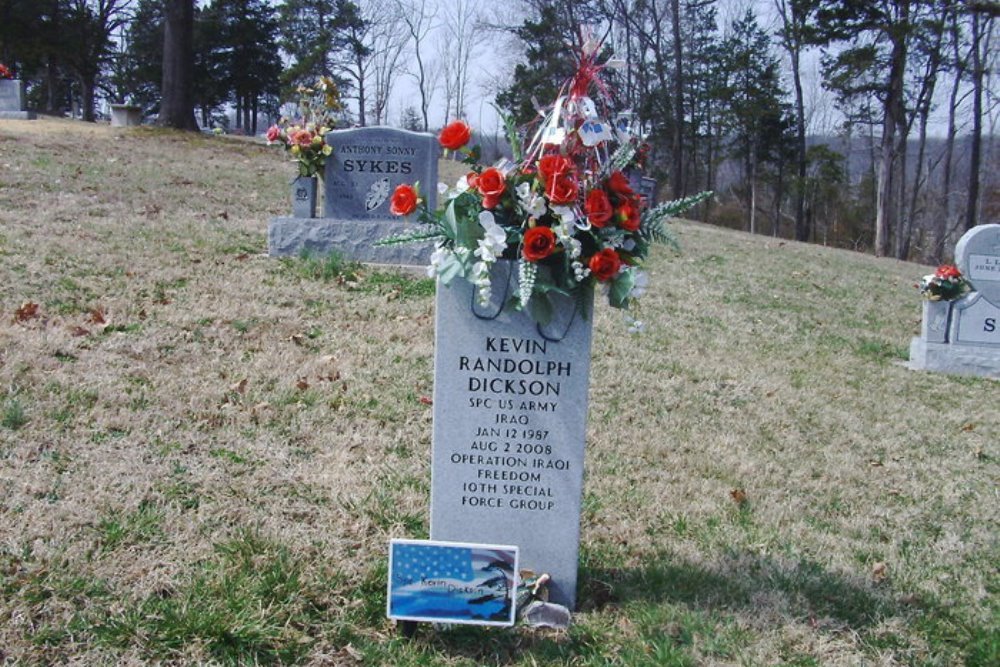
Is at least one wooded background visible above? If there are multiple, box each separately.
[0,0,996,263]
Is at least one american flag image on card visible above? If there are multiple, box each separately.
[387,539,518,626]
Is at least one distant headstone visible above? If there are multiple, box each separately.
[910,224,1000,379]
[268,126,437,265]
[110,104,142,127]
[0,80,36,120]
[429,262,594,609]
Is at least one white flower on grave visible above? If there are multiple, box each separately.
[625,314,646,334]
[516,182,547,218]
[427,244,451,278]
[518,260,537,308]
[475,211,507,262]
[629,270,649,299]
[437,182,448,194]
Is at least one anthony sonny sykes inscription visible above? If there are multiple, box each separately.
[335,144,415,174]
[444,335,577,512]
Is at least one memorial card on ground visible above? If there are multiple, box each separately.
[429,264,593,609]
[387,539,518,626]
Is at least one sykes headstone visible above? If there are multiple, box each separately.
[910,224,1000,378]
[429,263,593,608]
[268,127,437,265]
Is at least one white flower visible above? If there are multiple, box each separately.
[427,244,451,278]
[516,182,547,218]
[518,260,537,308]
[437,182,448,194]
[551,205,580,226]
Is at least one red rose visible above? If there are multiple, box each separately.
[477,167,507,209]
[616,201,641,232]
[935,264,961,280]
[589,248,622,281]
[585,189,613,227]
[439,121,471,150]
[545,174,579,205]
[522,226,557,262]
[465,171,479,189]
[265,125,282,143]
[390,184,419,216]
[538,154,573,180]
[607,171,635,197]
[0,64,12,79]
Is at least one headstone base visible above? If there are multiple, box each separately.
[0,110,36,120]
[908,337,1000,380]
[267,217,433,266]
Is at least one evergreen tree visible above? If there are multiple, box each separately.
[720,9,789,234]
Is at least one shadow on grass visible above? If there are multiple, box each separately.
[373,550,994,666]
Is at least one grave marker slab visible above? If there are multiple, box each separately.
[429,263,593,608]
[268,126,437,265]
[0,80,35,120]
[910,224,1000,379]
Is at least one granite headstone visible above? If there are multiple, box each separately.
[910,224,1000,378]
[429,262,594,608]
[268,126,437,265]
[0,79,35,120]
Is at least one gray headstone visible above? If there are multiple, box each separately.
[909,225,1000,378]
[0,80,35,119]
[268,126,437,266]
[429,262,594,609]
[955,224,1000,307]
[323,127,438,219]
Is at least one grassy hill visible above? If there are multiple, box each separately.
[0,118,996,666]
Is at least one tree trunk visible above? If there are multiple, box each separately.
[874,2,909,257]
[159,0,197,131]
[80,77,96,122]
[965,10,985,231]
[670,0,684,197]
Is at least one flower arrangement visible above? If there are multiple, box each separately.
[919,264,971,301]
[0,64,12,79]
[266,77,342,178]
[380,39,709,327]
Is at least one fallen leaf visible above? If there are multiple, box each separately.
[961,423,976,432]
[218,210,229,220]
[89,308,107,325]
[290,333,305,346]
[230,378,248,394]
[872,562,888,582]
[15,302,39,322]
[235,253,250,261]
[296,379,310,391]
[419,396,433,405]
[868,459,884,467]
[729,488,748,506]
[70,326,90,337]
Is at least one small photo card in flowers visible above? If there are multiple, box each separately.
[387,539,518,627]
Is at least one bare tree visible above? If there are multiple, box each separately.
[441,0,483,121]
[396,0,437,131]
[964,2,993,231]
[365,0,409,125]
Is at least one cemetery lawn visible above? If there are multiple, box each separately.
[1,117,997,666]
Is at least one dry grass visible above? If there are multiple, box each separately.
[1,118,997,666]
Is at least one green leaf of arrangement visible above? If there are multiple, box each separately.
[495,106,523,163]
[604,141,639,176]
[374,228,447,247]
[527,292,554,326]
[437,254,465,285]
[641,190,713,248]
[608,271,635,309]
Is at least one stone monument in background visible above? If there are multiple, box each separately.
[910,224,1000,379]
[268,127,436,266]
[0,78,36,120]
